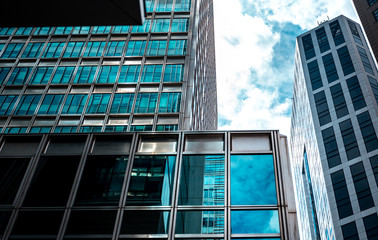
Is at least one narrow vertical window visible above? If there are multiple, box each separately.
[346,76,366,110]
[357,46,374,75]
[307,60,323,90]
[339,119,360,160]
[302,34,315,60]
[329,20,345,46]
[159,92,181,113]
[134,93,158,113]
[314,91,331,126]
[315,27,330,53]
[321,127,341,168]
[350,162,374,211]
[330,83,348,118]
[337,46,355,76]
[357,111,378,152]
[331,170,353,219]
[348,20,363,46]
[322,53,339,83]
[164,65,183,82]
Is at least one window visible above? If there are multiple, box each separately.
[175,0,191,11]
[176,210,223,234]
[6,67,32,85]
[134,93,158,113]
[105,41,126,56]
[357,46,374,75]
[348,20,363,46]
[322,127,341,168]
[86,94,111,114]
[322,53,339,83]
[130,125,153,131]
[374,8,378,21]
[307,60,323,90]
[51,66,75,84]
[63,42,85,57]
[315,27,330,53]
[126,41,146,56]
[330,83,348,118]
[156,124,178,131]
[368,76,378,105]
[110,93,134,113]
[231,210,279,234]
[339,119,360,160]
[314,91,331,126]
[0,27,15,35]
[341,221,359,240]
[29,127,51,133]
[156,0,173,12]
[368,0,378,6]
[141,65,163,82]
[131,19,151,32]
[21,42,45,58]
[350,162,374,211]
[346,76,366,110]
[14,95,42,115]
[357,111,378,152]
[0,95,18,115]
[363,214,378,239]
[331,170,353,219]
[83,41,106,57]
[146,40,167,55]
[61,94,88,114]
[159,92,181,112]
[65,210,117,235]
[112,26,130,33]
[92,26,112,34]
[145,0,155,12]
[95,66,119,83]
[54,26,72,34]
[171,18,189,32]
[54,126,77,133]
[104,125,128,132]
[370,155,378,188]
[0,68,11,84]
[167,40,186,55]
[38,94,64,114]
[0,43,24,58]
[302,34,315,60]
[329,20,345,46]
[29,67,54,84]
[164,64,183,82]
[79,126,102,132]
[118,65,141,83]
[34,27,53,35]
[43,42,65,58]
[72,26,90,34]
[73,66,97,84]
[151,18,170,32]
[337,46,355,76]
[15,27,33,35]
[121,210,170,234]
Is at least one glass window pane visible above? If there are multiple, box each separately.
[231,210,280,234]
[118,65,141,83]
[14,95,42,115]
[120,210,170,234]
[176,210,224,234]
[110,93,134,113]
[65,210,117,235]
[231,155,277,205]
[86,94,111,114]
[73,66,97,84]
[134,93,158,113]
[30,67,54,84]
[62,94,88,114]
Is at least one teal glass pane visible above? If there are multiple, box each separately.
[0,68,11,84]
[171,18,189,32]
[156,0,173,12]
[0,28,15,35]
[73,66,97,84]
[54,126,77,133]
[104,125,128,132]
[38,95,64,114]
[14,95,42,115]
[43,42,65,58]
[15,27,33,35]
[29,127,51,133]
[156,125,178,131]
[147,40,167,56]
[134,93,158,113]
[7,67,32,85]
[21,42,45,58]
[163,65,183,82]
[34,27,53,35]
[80,126,102,132]
[151,19,170,32]
[167,40,186,55]
[4,127,27,133]
[86,94,111,114]
[130,125,153,131]
[131,19,151,33]
[0,95,18,114]
[110,93,134,113]
[145,0,155,12]
[0,43,24,58]
[176,210,224,234]
[51,66,75,84]
[105,41,126,56]
[179,155,225,205]
[126,41,146,56]
[54,26,72,34]
[231,210,280,234]
[159,92,181,113]
[126,155,176,206]
[95,66,119,83]
[0,43,4,53]
[118,65,140,83]
[141,65,163,82]
[61,94,88,114]
[30,67,54,84]
[112,26,130,33]
[72,26,90,34]
[174,0,191,11]
[120,210,170,234]
[92,26,112,34]
[231,155,277,205]
[63,42,85,57]
[83,41,106,57]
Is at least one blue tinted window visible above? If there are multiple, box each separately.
[54,26,72,35]
[231,210,280,234]
[322,127,341,168]
[368,0,378,5]
[0,95,18,114]
[175,0,191,11]
[7,67,32,85]
[307,60,323,90]
[363,213,378,239]
[29,127,51,133]
[126,41,146,56]
[73,66,97,84]
[86,94,111,114]
[129,125,153,131]
[104,125,128,132]
[368,75,378,105]
[141,65,163,82]
[156,125,178,131]
[167,40,186,55]
[164,65,183,82]
[315,27,330,53]
[34,27,53,35]
[314,91,331,126]
[80,126,102,132]
[338,46,356,76]
[331,170,353,219]
[29,67,54,84]
[110,93,134,113]
[156,0,173,12]
[43,42,65,58]
[15,27,33,35]
[357,46,374,75]
[51,66,75,84]
[95,66,119,83]
[0,27,16,35]
[159,92,181,113]
[14,95,42,115]
[357,111,378,152]
[134,93,158,113]
[330,83,348,118]
[83,41,106,57]
[118,65,141,83]
[105,41,126,56]
[131,19,151,33]
[350,162,374,211]
[341,221,359,240]
[72,26,90,34]
[21,42,45,58]
[147,40,167,56]
[346,76,366,110]
[339,119,360,160]
[176,210,224,234]
[0,43,24,58]
[54,126,77,133]
[38,94,64,114]
[112,26,130,33]
[231,155,277,205]
[322,53,339,83]
[302,34,315,60]
[171,18,189,32]
[61,94,88,114]
[92,26,112,34]
[329,20,345,46]
[151,19,170,32]
[374,9,378,20]
[4,127,27,133]
[145,0,155,12]
[348,20,363,46]
[0,68,11,84]
[63,42,85,57]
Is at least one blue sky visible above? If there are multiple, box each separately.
[213,0,359,136]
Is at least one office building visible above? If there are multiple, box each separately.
[352,0,378,62]
[0,130,298,240]
[0,0,217,134]
[291,15,378,239]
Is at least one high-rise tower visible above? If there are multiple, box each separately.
[291,15,378,239]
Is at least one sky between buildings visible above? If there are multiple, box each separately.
[213,0,359,136]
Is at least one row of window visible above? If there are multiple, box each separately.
[0,39,187,59]
[342,213,378,240]
[0,64,184,85]
[146,0,191,12]
[0,92,181,117]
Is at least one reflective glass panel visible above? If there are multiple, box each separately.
[231,155,277,205]
[120,210,170,234]
[176,210,224,234]
[65,210,117,235]
[231,210,280,234]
